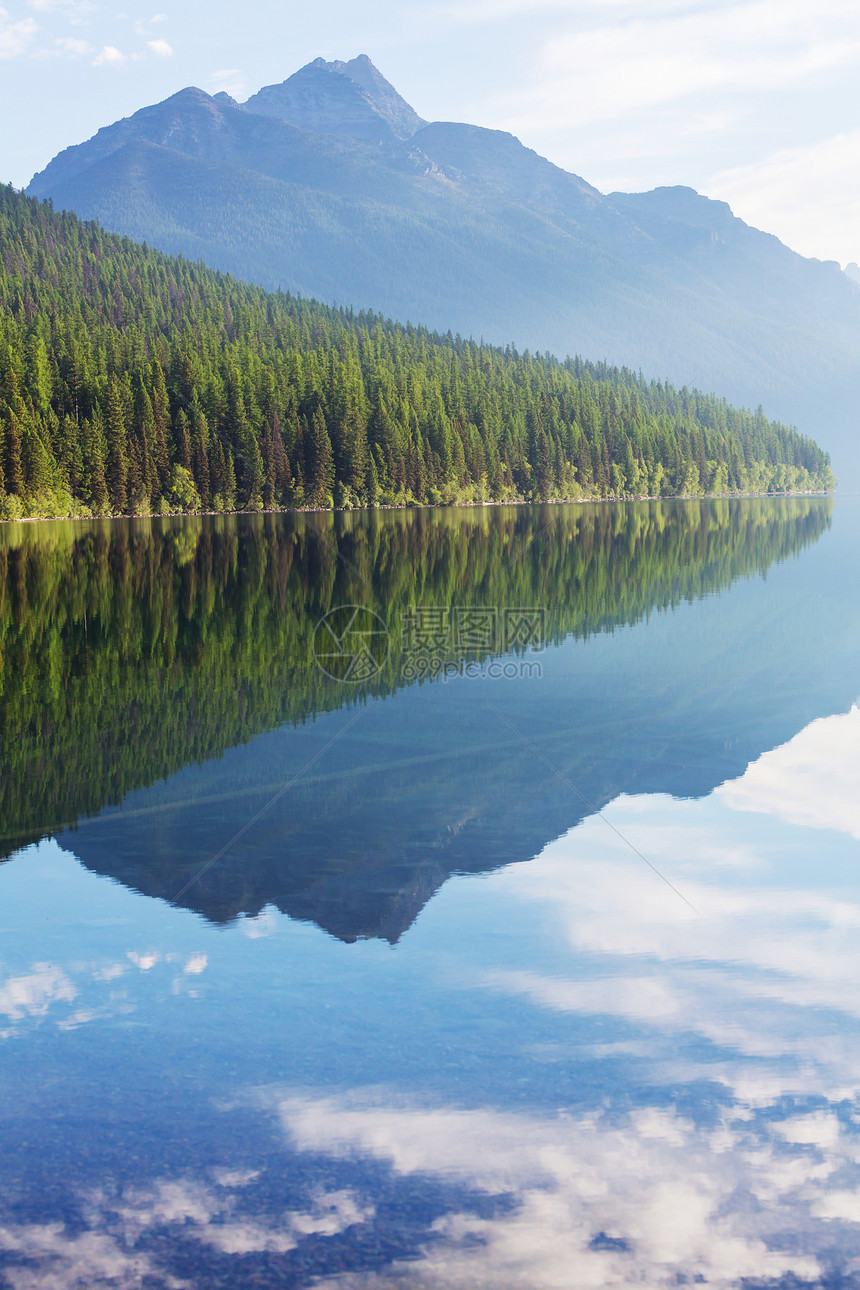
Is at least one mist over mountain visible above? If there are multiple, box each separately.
[27,56,860,482]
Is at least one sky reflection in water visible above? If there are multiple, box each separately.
[1,498,859,1288]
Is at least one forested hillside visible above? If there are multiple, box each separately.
[0,185,833,520]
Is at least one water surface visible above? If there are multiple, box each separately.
[2,497,859,1288]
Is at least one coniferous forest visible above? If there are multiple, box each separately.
[0,184,835,521]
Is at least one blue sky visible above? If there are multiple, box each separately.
[2,0,859,267]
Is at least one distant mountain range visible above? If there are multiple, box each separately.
[27,54,860,481]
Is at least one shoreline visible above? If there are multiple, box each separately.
[0,487,835,527]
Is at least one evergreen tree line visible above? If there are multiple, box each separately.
[0,498,832,856]
[0,184,835,520]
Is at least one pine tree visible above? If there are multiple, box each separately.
[150,360,171,492]
[243,434,265,511]
[104,377,128,513]
[174,409,192,472]
[21,413,51,497]
[126,434,144,509]
[190,397,211,509]
[210,437,227,508]
[83,416,109,512]
[133,378,158,502]
[5,409,24,496]
[262,423,276,509]
[306,409,333,507]
[224,449,237,508]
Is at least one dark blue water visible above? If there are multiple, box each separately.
[1,497,859,1288]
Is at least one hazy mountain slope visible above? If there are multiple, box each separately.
[29,85,443,203]
[26,57,860,481]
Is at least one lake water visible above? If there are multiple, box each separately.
[1,496,859,1289]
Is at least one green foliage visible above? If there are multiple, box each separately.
[0,184,835,519]
[166,463,201,513]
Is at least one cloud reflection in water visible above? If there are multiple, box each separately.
[5,707,860,1286]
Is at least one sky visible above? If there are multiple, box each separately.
[1,0,859,268]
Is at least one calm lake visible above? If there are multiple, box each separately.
[2,496,860,1289]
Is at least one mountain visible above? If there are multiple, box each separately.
[244,54,427,142]
[25,56,860,482]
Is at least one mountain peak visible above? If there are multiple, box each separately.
[243,54,426,142]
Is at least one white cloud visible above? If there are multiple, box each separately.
[147,36,172,56]
[94,1175,370,1260]
[210,1168,261,1188]
[127,950,159,970]
[814,1188,860,1221]
[447,0,722,20]
[0,964,75,1021]
[0,1223,170,1290]
[26,0,94,24]
[276,1089,831,1289]
[52,35,91,55]
[92,44,125,65]
[241,909,278,938]
[483,967,685,1023]
[718,705,860,834]
[0,8,38,59]
[200,1220,297,1256]
[0,1081,852,1290]
[26,0,91,9]
[454,759,860,1102]
[207,67,246,99]
[114,1179,218,1235]
[134,12,167,32]
[494,0,860,136]
[4,1074,860,1290]
[183,954,207,975]
[56,1007,100,1031]
[708,134,860,266]
[774,1111,842,1149]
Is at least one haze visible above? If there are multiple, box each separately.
[2,0,859,268]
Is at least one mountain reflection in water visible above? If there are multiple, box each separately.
[0,496,846,940]
[2,496,860,1289]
